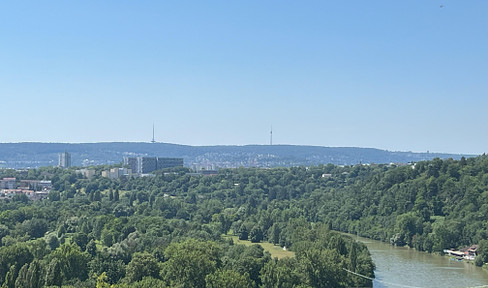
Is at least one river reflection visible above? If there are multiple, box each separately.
[351,235,488,288]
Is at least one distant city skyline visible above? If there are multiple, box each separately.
[0,1,486,155]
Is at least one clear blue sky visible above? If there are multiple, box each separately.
[1,1,486,154]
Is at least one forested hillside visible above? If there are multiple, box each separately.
[0,166,374,287]
[317,155,488,258]
[1,155,487,287]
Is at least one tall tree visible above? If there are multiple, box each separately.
[161,239,220,288]
[44,258,63,287]
[205,269,253,288]
[125,252,160,283]
[26,260,44,288]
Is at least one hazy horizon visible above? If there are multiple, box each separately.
[0,141,479,156]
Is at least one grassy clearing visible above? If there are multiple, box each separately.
[223,235,295,259]
[99,188,130,196]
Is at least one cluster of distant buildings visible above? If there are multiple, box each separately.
[0,152,190,201]
[75,167,134,180]
[124,157,183,175]
[74,156,185,180]
[444,245,479,261]
[102,167,132,179]
[58,152,184,178]
[0,177,52,200]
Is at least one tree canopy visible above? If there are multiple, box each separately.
[1,155,486,286]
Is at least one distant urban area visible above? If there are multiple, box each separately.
[0,177,51,201]
[0,152,186,201]
[0,142,474,170]
[0,143,473,203]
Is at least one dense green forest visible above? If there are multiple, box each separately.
[0,166,374,287]
[1,155,488,287]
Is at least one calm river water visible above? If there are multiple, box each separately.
[351,235,488,288]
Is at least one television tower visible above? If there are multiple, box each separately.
[270,125,273,146]
[151,123,156,143]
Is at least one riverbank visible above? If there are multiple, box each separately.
[347,233,488,288]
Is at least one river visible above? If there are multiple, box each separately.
[351,235,488,288]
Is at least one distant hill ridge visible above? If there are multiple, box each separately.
[0,142,474,169]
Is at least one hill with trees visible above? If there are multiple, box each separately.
[0,142,471,169]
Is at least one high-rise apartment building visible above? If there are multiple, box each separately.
[157,157,184,169]
[58,152,71,168]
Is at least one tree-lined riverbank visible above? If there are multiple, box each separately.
[352,234,488,288]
